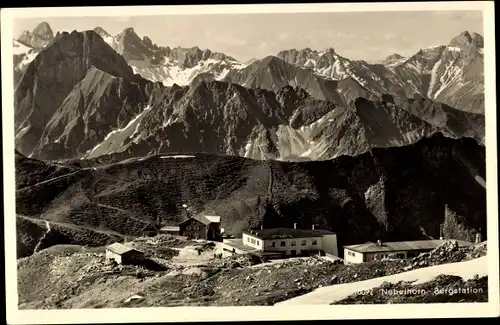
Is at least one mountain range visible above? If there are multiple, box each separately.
[13,22,485,162]
[14,23,485,113]
[11,22,487,258]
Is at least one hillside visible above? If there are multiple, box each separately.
[15,133,486,258]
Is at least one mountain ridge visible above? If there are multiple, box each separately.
[15,133,486,258]
[14,28,484,163]
[13,23,485,114]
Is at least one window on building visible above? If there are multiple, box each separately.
[193,226,199,230]
[186,226,192,230]
[301,240,306,246]
[312,240,318,245]
[291,241,296,246]
[280,241,286,247]
[271,241,276,247]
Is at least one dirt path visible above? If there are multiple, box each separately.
[33,220,52,254]
[275,256,488,305]
[18,215,124,238]
[16,170,81,192]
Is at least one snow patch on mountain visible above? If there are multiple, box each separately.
[86,105,152,158]
[132,57,247,86]
[427,59,442,97]
[13,39,40,72]
[433,61,463,98]
[160,155,196,159]
[13,39,32,55]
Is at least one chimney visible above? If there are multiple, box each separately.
[475,232,482,244]
[294,223,297,230]
[377,240,382,246]
[260,224,264,230]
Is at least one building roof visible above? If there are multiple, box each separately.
[204,215,221,223]
[178,215,217,226]
[160,226,180,232]
[344,239,474,254]
[243,228,335,240]
[106,242,142,255]
[141,223,159,232]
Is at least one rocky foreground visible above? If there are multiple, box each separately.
[17,236,487,309]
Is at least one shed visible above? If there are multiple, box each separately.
[105,242,145,265]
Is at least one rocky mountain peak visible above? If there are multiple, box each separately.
[115,27,142,43]
[123,27,136,34]
[17,21,54,48]
[93,26,111,37]
[33,22,53,37]
[385,53,404,61]
[470,32,484,48]
[142,36,155,49]
[323,47,336,54]
[449,30,483,48]
[260,55,284,66]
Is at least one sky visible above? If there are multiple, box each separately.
[13,11,483,62]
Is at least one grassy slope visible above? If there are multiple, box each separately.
[15,134,486,258]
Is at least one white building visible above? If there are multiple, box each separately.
[240,224,339,257]
[343,239,475,264]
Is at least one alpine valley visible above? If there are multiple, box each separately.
[13,22,486,264]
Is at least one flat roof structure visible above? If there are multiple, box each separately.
[160,226,180,232]
[344,239,474,254]
[204,215,221,223]
[243,228,335,240]
[106,242,142,255]
[222,238,259,253]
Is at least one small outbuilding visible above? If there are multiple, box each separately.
[105,242,145,265]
